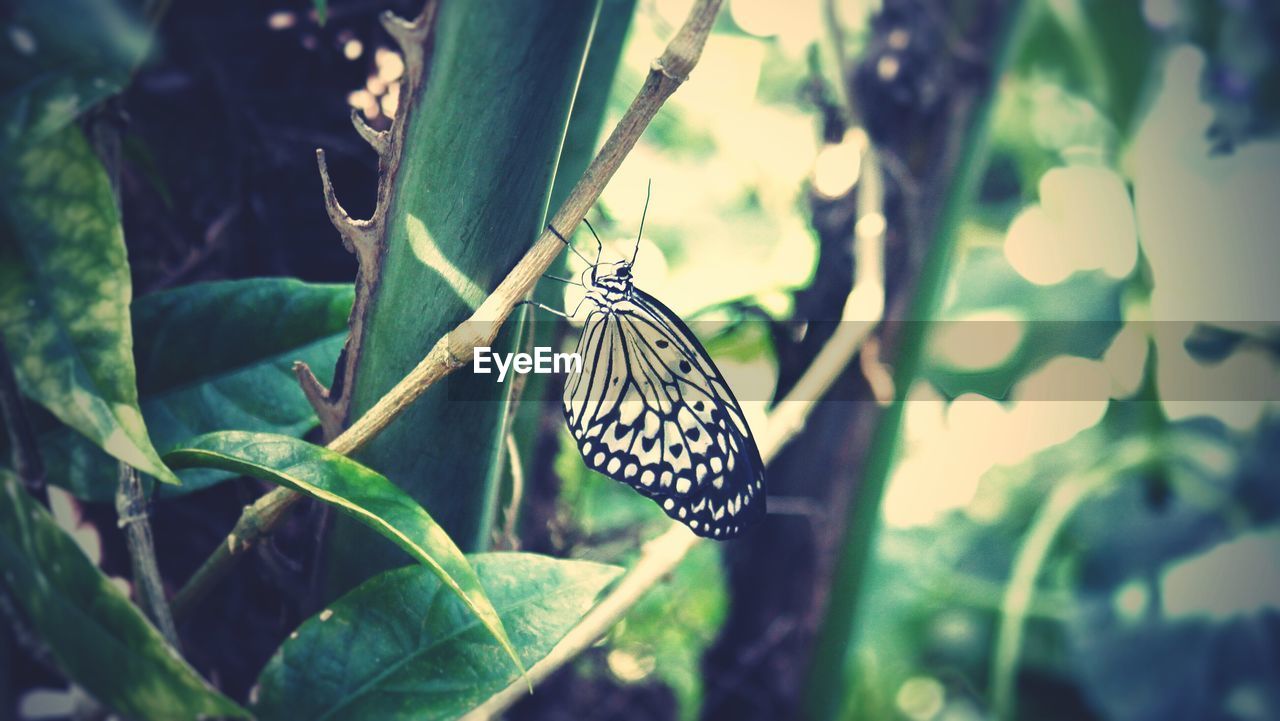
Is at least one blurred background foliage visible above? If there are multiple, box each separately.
[533,0,1280,718]
[1,0,1278,719]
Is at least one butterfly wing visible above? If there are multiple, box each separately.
[563,288,765,538]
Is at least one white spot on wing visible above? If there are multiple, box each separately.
[643,411,661,437]
[618,397,644,425]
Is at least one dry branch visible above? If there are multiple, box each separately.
[172,0,726,620]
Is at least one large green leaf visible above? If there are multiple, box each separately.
[254,553,620,721]
[0,0,152,153]
[0,125,178,485]
[0,471,247,719]
[165,431,526,677]
[26,278,353,501]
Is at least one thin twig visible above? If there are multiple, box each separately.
[462,119,889,721]
[764,147,885,458]
[499,432,525,550]
[115,463,181,650]
[172,0,726,620]
[0,337,45,495]
[491,310,538,551]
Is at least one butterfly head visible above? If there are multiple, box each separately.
[589,260,634,295]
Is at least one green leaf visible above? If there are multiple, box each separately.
[0,471,247,720]
[25,278,354,501]
[313,0,328,26]
[0,0,153,152]
[254,553,620,721]
[0,125,178,485]
[165,431,527,677]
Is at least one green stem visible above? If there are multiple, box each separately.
[989,441,1154,719]
[800,4,1032,719]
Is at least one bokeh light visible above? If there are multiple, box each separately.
[1004,165,1137,285]
[812,128,866,199]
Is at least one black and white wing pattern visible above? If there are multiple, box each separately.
[563,288,765,539]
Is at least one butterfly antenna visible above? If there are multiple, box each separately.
[632,179,651,266]
[581,217,604,266]
[547,223,592,265]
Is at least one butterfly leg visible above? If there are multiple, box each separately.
[542,272,584,287]
[581,218,604,265]
[548,223,594,266]
[517,296,586,320]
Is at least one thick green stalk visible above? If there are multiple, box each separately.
[800,3,1032,719]
[322,0,601,596]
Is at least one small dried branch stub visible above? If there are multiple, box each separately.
[350,108,389,156]
[299,0,442,441]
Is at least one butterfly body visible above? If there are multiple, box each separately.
[561,258,766,539]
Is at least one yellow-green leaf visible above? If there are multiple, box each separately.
[0,125,179,485]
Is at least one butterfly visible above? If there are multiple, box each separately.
[537,186,766,539]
